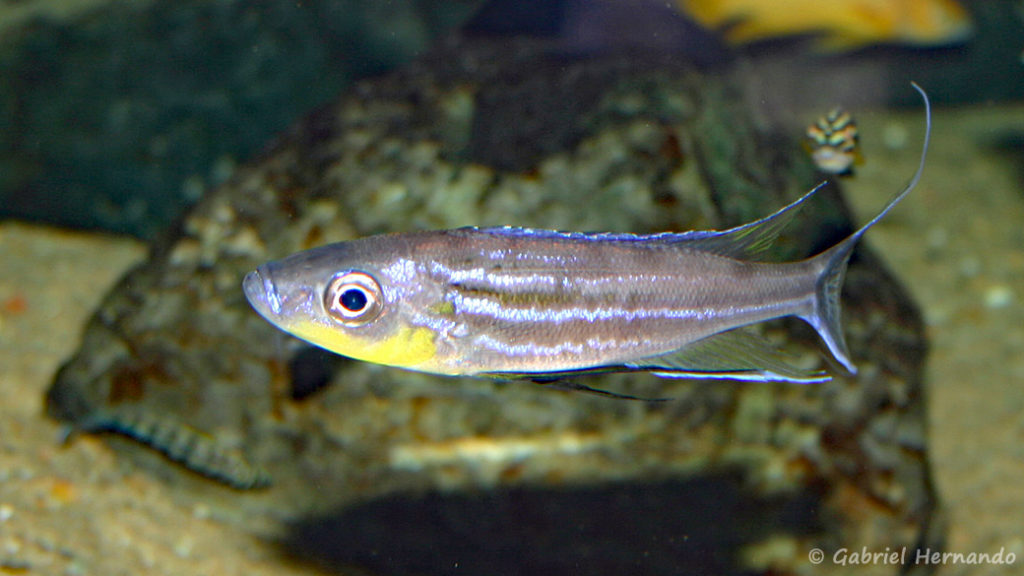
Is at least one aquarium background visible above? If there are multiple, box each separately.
[1,1,1022,575]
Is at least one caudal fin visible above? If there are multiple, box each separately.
[804,82,931,374]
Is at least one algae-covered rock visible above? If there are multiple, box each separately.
[47,36,939,575]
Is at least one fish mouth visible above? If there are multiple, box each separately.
[243,265,283,318]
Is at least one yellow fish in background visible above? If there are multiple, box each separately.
[676,0,973,50]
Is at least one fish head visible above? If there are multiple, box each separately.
[243,234,445,372]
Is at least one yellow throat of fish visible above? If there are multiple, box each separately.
[290,319,440,371]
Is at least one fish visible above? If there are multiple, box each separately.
[243,83,929,389]
[805,107,860,175]
[65,407,271,489]
[675,0,973,50]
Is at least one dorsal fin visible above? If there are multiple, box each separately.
[678,183,823,259]
[469,182,823,261]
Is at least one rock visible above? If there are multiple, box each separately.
[46,35,940,575]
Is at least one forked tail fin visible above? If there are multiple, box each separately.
[804,82,931,374]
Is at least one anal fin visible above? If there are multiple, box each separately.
[626,328,830,384]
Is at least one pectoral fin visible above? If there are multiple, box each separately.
[626,328,830,384]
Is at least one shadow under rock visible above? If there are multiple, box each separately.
[278,470,825,576]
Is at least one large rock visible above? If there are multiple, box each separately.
[47,35,940,575]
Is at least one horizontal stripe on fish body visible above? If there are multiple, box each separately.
[353,230,822,375]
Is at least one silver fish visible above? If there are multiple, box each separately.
[244,83,930,386]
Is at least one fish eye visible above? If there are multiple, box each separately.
[324,271,383,325]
